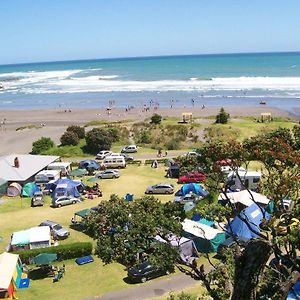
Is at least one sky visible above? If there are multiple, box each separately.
[1,0,300,64]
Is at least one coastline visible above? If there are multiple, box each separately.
[0,105,297,156]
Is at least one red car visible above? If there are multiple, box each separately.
[178,172,206,183]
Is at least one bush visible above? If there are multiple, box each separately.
[85,128,112,154]
[60,131,80,146]
[138,130,152,144]
[165,138,181,150]
[215,107,230,124]
[151,113,162,124]
[106,127,120,142]
[32,137,55,154]
[66,125,85,139]
[14,242,93,264]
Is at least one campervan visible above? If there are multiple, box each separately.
[227,170,261,191]
[47,162,71,176]
[35,170,61,186]
[102,155,126,168]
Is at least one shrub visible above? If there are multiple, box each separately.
[138,130,152,144]
[66,125,85,139]
[215,107,230,124]
[106,127,120,142]
[14,242,93,264]
[32,137,55,154]
[151,113,162,124]
[85,128,112,154]
[60,131,80,146]
[165,138,181,150]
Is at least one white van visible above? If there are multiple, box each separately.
[227,170,261,191]
[35,170,61,185]
[103,156,126,169]
[47,162,71,176]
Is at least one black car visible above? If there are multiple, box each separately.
[127,261,170,283]
[120,153,134,161]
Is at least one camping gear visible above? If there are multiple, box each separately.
[22,182,40,197]
[75,255,94,265]
[31,191,44,207]
[18,278,30,289]
[183,202,196,212]
[53,266,65,283]
[176,183,208,197]
[227,203,269,240]
[182,219,226,253]
[69,168,88,177]
[166,163,180,178]
[7,182,22,197]
[125,193,134,201]
[31,253,57,265]
[0,178,8,196]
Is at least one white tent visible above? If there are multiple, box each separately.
[218,190,270,207]
[0,252,19,290]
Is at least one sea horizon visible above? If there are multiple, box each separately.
[1,51,300,114]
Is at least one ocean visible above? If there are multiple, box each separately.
[0,52,300,113]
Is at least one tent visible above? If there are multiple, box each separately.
[31,253,57,265]
[154,234,198,264]
[7,182,22,197]
[192,214,215,227]
[0,178,8,197]
[175,183,208,197]
[69,168,88,177]
[182,219,226,253]
[287,280,300,300]
[46,178,84,200]
[218,190,270,207]
[0,252,22,298]
[227,203,268,240]
[10,226,51,251]
[21,182,40,197]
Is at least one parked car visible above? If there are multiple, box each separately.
[145,183,174,194]
[121,145,138,153]
[120,153,134,161]
[39,220,70,239]
[127,261,171,283]
[31,191,44,207]
[52,196,81,208]
[96,150,112,160]
[174,193,203,203]
[178,172,206,184]
[96,169,120,179]
[184,151,201,158]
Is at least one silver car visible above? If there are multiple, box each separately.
[39,220,70,239]
[145,183,174,194]
[96,169,120,179]
[52,196,81,208]
[96,150,112,160]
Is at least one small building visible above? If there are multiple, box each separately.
[260,112,272,122]
[182,112,193,123]
[10,227,51,252]
[0,154,59,185]
[0,252,23,299]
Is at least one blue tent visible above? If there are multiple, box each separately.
[79,160,100,171]
[175,183,208,197]
[46,179,84,200]
[287,280,300,300]
[21,182,40,197]
[227,203,266,240]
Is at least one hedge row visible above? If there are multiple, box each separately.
[127,160,142,166]
[14,242,93,264]
[144,158,168,165]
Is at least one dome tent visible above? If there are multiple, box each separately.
[7,183,22,197]
[176,183,208,197]
[22,182,40,197]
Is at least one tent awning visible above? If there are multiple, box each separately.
[0,252,19,289]
[75,208,92,218]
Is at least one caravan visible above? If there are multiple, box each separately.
[227,170,261,191]
[47,162,71,176]
[102,156,126,169]
[35,170,61,185]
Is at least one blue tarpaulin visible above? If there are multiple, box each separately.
[227,203,267,240]
[287,280,300,300]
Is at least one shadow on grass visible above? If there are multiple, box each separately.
[29,267,54,280]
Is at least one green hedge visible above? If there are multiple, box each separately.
[144,158,168,165]
[127,160,142,166]
[14,242,93,264]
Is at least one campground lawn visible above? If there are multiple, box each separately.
[0,164,181,300]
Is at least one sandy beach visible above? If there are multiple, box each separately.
[0,105,298,155]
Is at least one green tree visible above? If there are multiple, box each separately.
[66,125,85,139]
[84,195,184,270]
[106,127,120,142]
[85,128,112,154]
[151,113,162,124]
[60,131,79,146]
[32,137,55,154]
[215,107,230,124]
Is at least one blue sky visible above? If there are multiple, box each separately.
[1,0,300,64]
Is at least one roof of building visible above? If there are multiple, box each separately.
[0,252,19,290]
[11,226,51,246]
[0,154,59,182]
